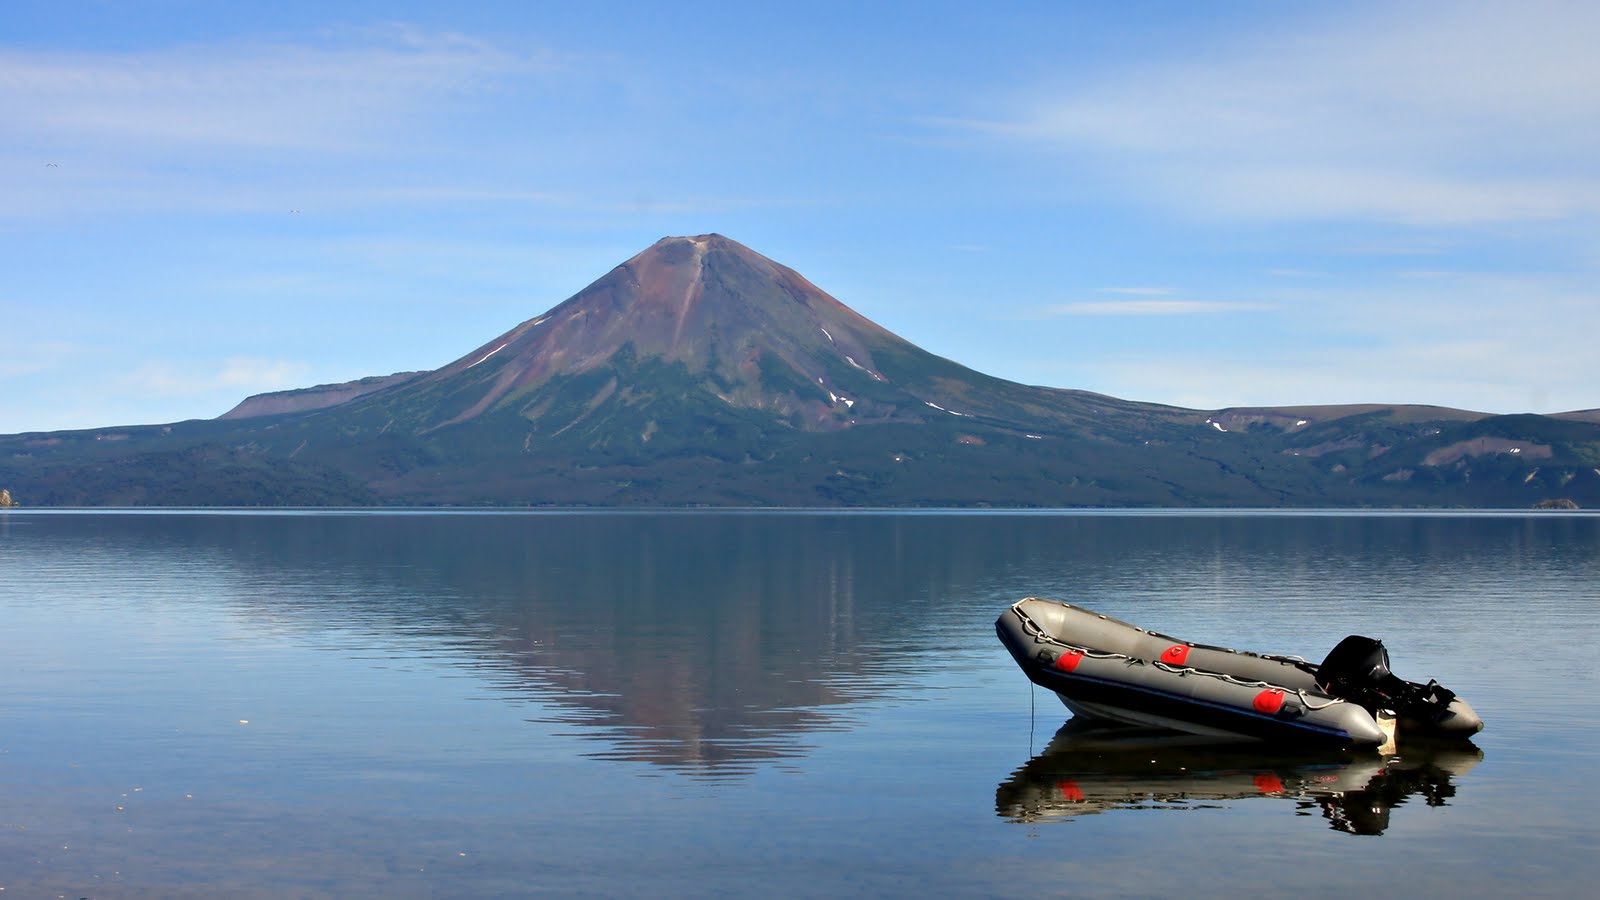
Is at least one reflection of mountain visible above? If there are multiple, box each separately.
[997,720,1483,835]
[165,514,898,776]
[77,512,1054,776]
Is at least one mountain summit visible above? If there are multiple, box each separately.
[412,233,914,431]
[5,235,1599,507]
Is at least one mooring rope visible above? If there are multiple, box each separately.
[1028,678,1035,755]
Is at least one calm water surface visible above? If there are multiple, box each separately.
[1,510,1596,898]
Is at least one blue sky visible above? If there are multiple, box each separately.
[5,0,1597,433]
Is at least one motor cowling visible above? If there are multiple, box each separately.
[1317,635,1394,700]
[1316,635,1457,721]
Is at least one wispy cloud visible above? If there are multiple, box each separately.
[0,25,560,221]
[1097,287,1173,296]
[0,340,76,377]
[1026,270,1600,413]
[124,357,311,397]
[940,1,1600,226]
[2,24,541,153]
[1040,299,1273,317]
[1081,337,1578,414]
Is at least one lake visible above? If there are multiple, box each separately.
[1,509,1596,898]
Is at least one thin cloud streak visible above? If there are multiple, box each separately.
[1015,270,1600,414]
[123,357,311,397]
[1097,287,1173,296]
[0,340,77,377]
[1040,300,1274,317]
[1082,341,1578,415]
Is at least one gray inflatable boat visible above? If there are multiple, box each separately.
[996,597,1483,749]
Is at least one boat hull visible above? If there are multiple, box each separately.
[996,598,1445,749]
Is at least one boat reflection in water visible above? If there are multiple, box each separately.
[997,719,1482,835]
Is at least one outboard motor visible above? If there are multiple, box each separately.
[1316,635,1457,723]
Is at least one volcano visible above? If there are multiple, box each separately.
[6,235,1600,507]
[415,232,914,430]
[223,233,1152,438]
[215,232,1205,504]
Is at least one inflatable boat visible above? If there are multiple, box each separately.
[996,597,1483,749]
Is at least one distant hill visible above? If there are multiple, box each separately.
[3,234,1597,507]
[218,372,423,420]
